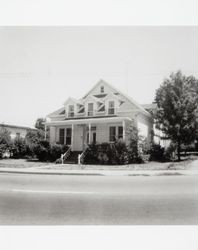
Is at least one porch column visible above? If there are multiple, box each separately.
[122,120,126,141]
[71,124,74,151]
[88,123,91,144]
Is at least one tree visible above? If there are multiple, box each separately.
[12,137,27,158]
[35,118,46,131]
[25,129,45,156]
[0,128,12,158]
[155,71,198,161]
[126,121,146,163]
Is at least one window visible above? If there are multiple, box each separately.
[66,128,72,145]
[101,86,104,93]
[16,133,20,138]
[108,101,115,115]
[59,129,65,145]
[118,126,123,139]
[88,103,94,116]
[109,126,116,142]
[68,105,74,117]
[93,132,96,144]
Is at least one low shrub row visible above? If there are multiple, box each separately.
[30,141,69,162]
[83,140,145,165]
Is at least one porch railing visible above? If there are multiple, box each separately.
[61,146,71,164]
[78,147,88,165]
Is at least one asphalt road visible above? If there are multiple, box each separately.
[0,173,198,225]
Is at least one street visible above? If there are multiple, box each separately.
[0,173,198,224]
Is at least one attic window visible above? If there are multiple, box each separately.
[100,86,104,93]
[68,105,74,117]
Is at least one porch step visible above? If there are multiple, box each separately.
[64,151,82,164]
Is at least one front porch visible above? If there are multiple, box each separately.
[47,116,132,152]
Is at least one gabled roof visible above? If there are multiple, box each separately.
[64,97,81,106]
[47,107,65,117]
[142,103,157,110]
[83,79,151,117]
[0,123,36,131]
[82,94,103,104]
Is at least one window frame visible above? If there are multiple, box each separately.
[66,128,72,145]
[118,126,123,139]
[87,102,94,116]
[109,126,116,142]
[68,105,75,117]
[59,128,65,145]
[108,100,115,115]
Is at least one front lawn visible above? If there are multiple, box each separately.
[0,159,54,168]
[0,155,197,171]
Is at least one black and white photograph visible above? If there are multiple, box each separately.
[0,26,198,225]
[0,1,198,250]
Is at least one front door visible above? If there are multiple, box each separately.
[86,129,97,145]
[66,128,72,145]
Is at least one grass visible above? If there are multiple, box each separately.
[0,155,197,171]
[0,158,54,168]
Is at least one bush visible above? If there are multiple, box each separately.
[33,140,51,162]
[50,144,69,162]
[83,143,99,164]
[12,137,27,159]
[114,140,129,165]
[163,143,177,161]
[0,128,13,158]
[149,144,165,162]
[83,140,129,165]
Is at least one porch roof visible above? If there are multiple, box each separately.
[46,116,132,126]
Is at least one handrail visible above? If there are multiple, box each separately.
[61,146,71,164]
[78,147,87,165]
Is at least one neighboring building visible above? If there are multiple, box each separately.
[46,79,153,153]
[142,103,170,148]
[0,123,36,140]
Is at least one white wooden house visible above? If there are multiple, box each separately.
[46,80,153,154]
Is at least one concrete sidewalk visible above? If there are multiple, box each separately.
[0,166,198,176]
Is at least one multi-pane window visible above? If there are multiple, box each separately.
[59,128,65,145]
[108,101,115,115]
[101,86,104,93]
[68,105,74,117]
[109,126,116,142]
[118,126,123,139]
[88,103,94,116]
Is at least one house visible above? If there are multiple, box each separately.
[142,103,171,148]
[0,123,36,140]
[46,80,153,158]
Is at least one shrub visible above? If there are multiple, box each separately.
[114,140,129,165]
[50,144,69,162]
[33,140,51,162]
[126,122,147,163]
[83,141,129,165]
[149,143,165,162]
[163,143,177,161]
[12,137,27,159]
[83,143,99,164]
[0,128,13,158]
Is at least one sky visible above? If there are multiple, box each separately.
[1,26,198,127]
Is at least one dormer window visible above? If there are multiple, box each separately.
[88,103,94,116]
[100,86,104,93]
[68,105,74,117]
[108,101,115,115]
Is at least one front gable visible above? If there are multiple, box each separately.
[47,79,151,121]
[83,79,118,99]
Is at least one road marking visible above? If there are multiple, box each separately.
[12,189,95,195]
